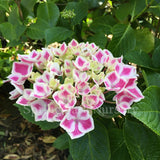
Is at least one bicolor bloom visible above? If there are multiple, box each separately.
[75,81,90,95]
[60,107,94,139]
[73,56,90,71]
[54,42,68,57]
[104,71,126,92]
[82,94,104,110]
[7,39,144,139]
[30,99,48,121]
[73,69,90,82]
[9,89,21,100]
[32,82,52,98]
[12,62,33,77]
[16,89,35,106]
[7,74,27,85]
[47,101,65,122]
[53,84,77,112]
[92,49,107,64]
[18,50,41,64]
[113,78,144,115]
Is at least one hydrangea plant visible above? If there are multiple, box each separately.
[7,39,144,139]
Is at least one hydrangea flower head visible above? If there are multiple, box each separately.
[7,39,144,139]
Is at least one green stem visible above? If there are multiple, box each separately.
[131,0,154,23]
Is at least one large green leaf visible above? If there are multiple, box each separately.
[37,2,60,27]
[88,32,107,49]
[0,0,9,12]
[65,2,88,25]
[26,2,60,40]
[124,50,155,70]
[124,119,160,160]
[45,27,74,45]
[8,4,22,26]
[152,43,160,68]
[26,19,50,40]
[129,86,160,136]
[135,28,154,53]
[21,0,37,13]
[108,24,136,57]
[109,129,131,160]
[142,69,160,88]
[53,133,69,150]
[90,15,115,34]
[115,3,132,22]
[115,0,153,22]
[69,120,111,160]
[0,22,16,41]
[14,104,59,130]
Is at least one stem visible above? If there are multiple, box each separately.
[15,0,23,21]
[131,0,154,23]
[103,90,109,94]
[155,18,160,38]
[104,100,116,104]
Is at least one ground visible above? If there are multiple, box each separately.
[0,83,68,160]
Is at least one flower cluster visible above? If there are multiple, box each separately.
[7,39,144,139]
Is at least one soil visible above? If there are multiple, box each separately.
[0,83,68,160]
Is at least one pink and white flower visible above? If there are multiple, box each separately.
[18,50,41,64]
[47,101,65,122]
[113,78,144,115]
[53,84,77,112]
[16,89,35,106]
[104,71,126,92]
[60,107,94,139]
[82,94,104,110]
[73,56,90,71]
[12,62,33,77]
[54,42,68,57]
[73,69,90,82]
[30,99,48,121]
[32,82,52,98]
[9,89,21,100]
[75,81,90,95]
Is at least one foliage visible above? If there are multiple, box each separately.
[1,0,160,159]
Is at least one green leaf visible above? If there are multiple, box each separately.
[21,0,37,13]
[124,50,154,69]
[53,133,69,150]
[135,28,154,53]
[8,4,22,26]
[45,27,74,45]
[109,129,131,160]
[115,3,132,22]
[148,1,160,17]
[124,119,160,160]
[0,22,16,41]
[108,24,136,57]
[90,15,115,34]
[26,2,60,40]
[0,0,9,12]
[152,43,160,68]
[81,0,103,9]
[88,32,107,49]
[142,69,160,88]
[129,86,160,136]
[26,19,50,40]
[69,120,111,160]
[14,104,59,130]
[65,2,88,25]
[37,2,60,27]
